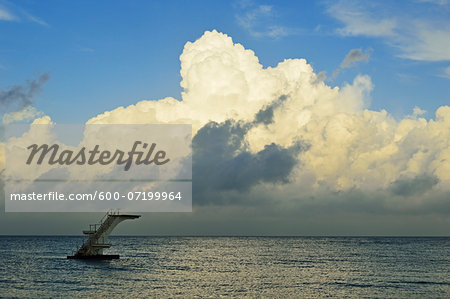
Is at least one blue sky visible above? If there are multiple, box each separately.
[1,0,449,123]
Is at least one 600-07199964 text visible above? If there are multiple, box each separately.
[9,191,183,201]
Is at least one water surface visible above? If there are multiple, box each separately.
[0,236,449,297]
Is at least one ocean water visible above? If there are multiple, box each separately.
[0,236,449,298]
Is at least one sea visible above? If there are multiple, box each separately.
[0,236,449,298]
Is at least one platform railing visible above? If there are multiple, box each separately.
[73,209,123,256]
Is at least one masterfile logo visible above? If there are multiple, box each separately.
[26,141,170,171]
[4,124,192,212]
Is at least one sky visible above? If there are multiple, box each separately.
[1,0,450,235]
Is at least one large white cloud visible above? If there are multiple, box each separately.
[1,30,450,236]
[85,30,450,197]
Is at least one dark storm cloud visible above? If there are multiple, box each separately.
[389,175,439,197]
[193,97,308,204]
[0,73,49,111]
[254,95,288,125]
[340,49,370,68]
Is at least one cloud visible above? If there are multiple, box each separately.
[1,30,450,234]
[23,12,49,27]
[0,74,49,171]
[254,95,288,125]
[0,30,445,225]
[396,22,450,61]
[389,175,439,197]
[340,48,371,68]
[192,100,308,203]
[0,3,48,26]
[84,30,450,217]
[329,48,371,81]
[0,73,49,113]
[78,46,95,53]
[2,106,43,125]
[0,6,16,21]
[235,2,295,38]
[412,106,426,117]
[326,1,450,62]
[441,66,450,78]
[327,1,396,37]
[418,0,450,5]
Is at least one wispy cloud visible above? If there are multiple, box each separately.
[418,0,450,5]
[396,72,418,83]
[327,1,396,37]
[22,11,49,27]
[78,46,95,53]
[329,48,371,81]
[326,0,450,62]
[0,73,49,113]
[0,5,16,21]
[2,106,43,125]
[395,22,450,61]
[0,2,49,27]
[439,66,450,79]
[340,48,371,68]
[235,1,297,38]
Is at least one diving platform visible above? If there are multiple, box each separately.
[68,210,140,260]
